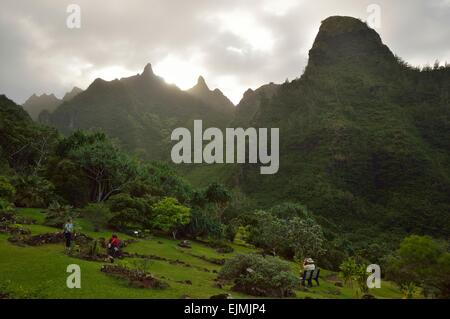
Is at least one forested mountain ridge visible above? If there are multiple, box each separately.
[46,64,235,161]
[232,82,280,126]
[235,16,450,240]
[22,93,61,121]
[22,87,83,121]
[187,76,235,115]
[1,15,449,298]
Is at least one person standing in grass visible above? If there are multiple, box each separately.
[63,218,74,254]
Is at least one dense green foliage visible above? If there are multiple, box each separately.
[219,253,298,297]
[44,201,74,228]
[0,208,405,299]
[152,197,191,239]
[1,16,449,299]
[339,257,370,296]
[243,205,326,260]
[234,16,450,249]
[46,65,234,161]
[385,235,450,298]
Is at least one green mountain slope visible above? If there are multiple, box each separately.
[234,16,450,238]
[187,76,235,114]
[47,64,234,161]
[22,87,83,121]
[233,83,280,126]
[22,93,61,121]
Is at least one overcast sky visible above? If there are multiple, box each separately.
[0,0,449,105]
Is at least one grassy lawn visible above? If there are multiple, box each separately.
[0,208,405,299]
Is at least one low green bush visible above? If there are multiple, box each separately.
[219,253,298,297]
[44,201,75,227]
[82,203,112,231]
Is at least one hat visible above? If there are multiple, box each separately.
[306,258,314,263]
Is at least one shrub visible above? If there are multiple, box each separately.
[203,183,232,220]
[269,202,309,220]
[224,219,239,242]
[0,198,14,213]
[219,254,298,297]
[0,176,15,202]
[107,194,154,230]
[82,203,112,231]
[339,257,371,297]
[44,201,75,227]
[184,207,224,240]
[385,235,449,298]
[246,210,326,259]
[152,197,191,239]
[13,175,57,208]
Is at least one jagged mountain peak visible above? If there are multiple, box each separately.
[22,92,62,121]
[142,63,154,77]
[308,15,395,68]
[188,75,210,92]
[187,75,235,111]
[197,75,208,89]
[62,86,83,102]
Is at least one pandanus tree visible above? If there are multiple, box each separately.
[66,131,138,202]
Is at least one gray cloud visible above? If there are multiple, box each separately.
[0,0,449,104]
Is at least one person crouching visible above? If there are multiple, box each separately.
[107,234,121,263]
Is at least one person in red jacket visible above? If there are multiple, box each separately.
[107,234,121,262]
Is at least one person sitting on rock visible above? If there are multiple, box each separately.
[107,234,121,262]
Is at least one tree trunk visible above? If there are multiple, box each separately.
[96,182,103,203]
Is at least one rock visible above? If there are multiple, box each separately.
[215,246,234,254]
[210,293,232,299]
[101,264,169,289]
[98,238,106,248]
[178,240,191,248]
[0,292,10,299]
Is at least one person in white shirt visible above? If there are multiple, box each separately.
[303,257,316,271]
[300,258,316,287]
[63,218,74,254]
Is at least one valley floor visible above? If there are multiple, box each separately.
[0,208,404,299]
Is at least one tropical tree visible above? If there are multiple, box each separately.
[288,216,326,260]
[339,257,370,296]
[107,193,154,230]
[0,176,15,202]
[152,197,191,239]
[246,208,326,259]
[203,182,231,220]
[67,132,138,202]
[13,175,56,208]
[184,206,224,240]
[386,235,449,298]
